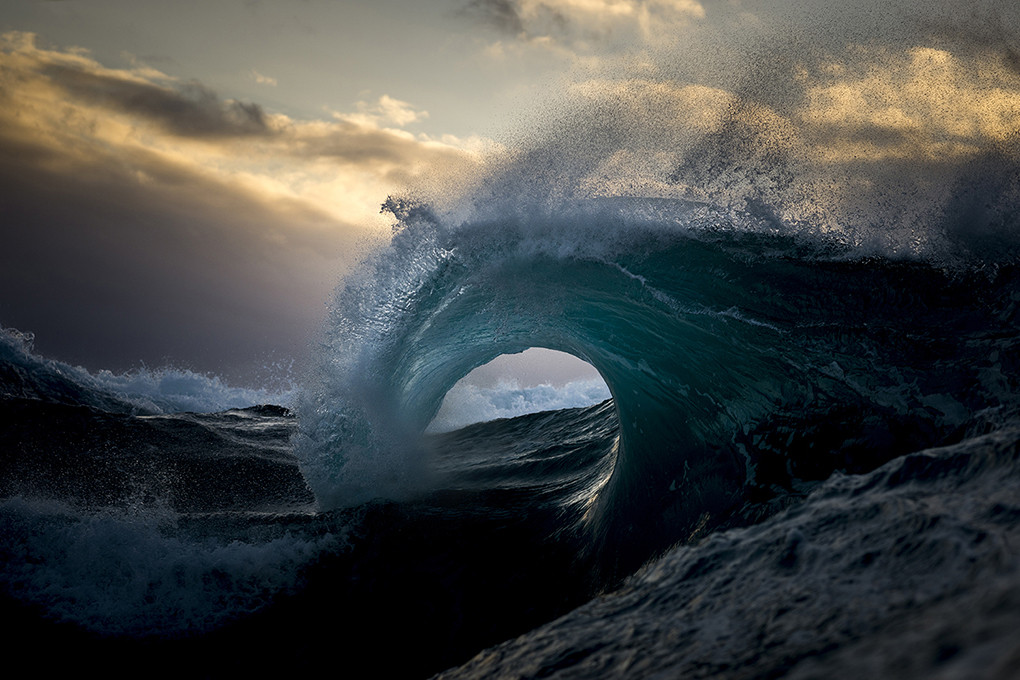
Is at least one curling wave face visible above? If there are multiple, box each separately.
[296,5,1020,565]
[295,194,1020,569]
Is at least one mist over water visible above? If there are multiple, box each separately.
[462,0,1020,249]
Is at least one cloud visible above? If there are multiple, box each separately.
[0,32,482,213]
[798,46,1020,162]
[345,94,429,127]
[250,69,278,86]
[44,62,272,137]
[0,32,486,382]
[461,0,527,35]
[461,0,706,53]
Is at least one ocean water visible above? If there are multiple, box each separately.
[4,6,1020,676]
[2,206,1018,676]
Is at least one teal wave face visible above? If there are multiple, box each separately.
[296,198,1020,567]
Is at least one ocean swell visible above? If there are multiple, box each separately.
[0,326,294,414]
[295,193,1020,569]
[296,5,1020,572]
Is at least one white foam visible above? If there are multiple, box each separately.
[427,378,612,432]
[90,366,296,414]
[0,497,340,635]
[0,325,293,413]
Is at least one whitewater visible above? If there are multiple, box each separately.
[3,2,1020,677]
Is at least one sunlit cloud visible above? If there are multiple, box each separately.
[462,0,706,55]
[0,31,485,229]
[341,94,429,128]
[799,46,1020,163]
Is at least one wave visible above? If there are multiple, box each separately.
[0,326,294,414]
[427,378,611,433]
[295,188,1020,570]
[5,4,1020,673]
[0,496,336,636]
[438,422,1020,679]
[297,28,1020,535]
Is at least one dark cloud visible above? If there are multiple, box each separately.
[0,128,362,384]
[456,0,694,49]
[459,0,526,35]
[42,62,272,138]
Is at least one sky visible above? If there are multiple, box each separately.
[0,0,511,385]
[2,0,1018,387]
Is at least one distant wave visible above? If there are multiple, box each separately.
[88,366,296,414]
[0,326,293,414]
[427,378,611,432]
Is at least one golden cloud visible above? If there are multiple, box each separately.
[0,31,485,230]
[799,46,1020,163]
